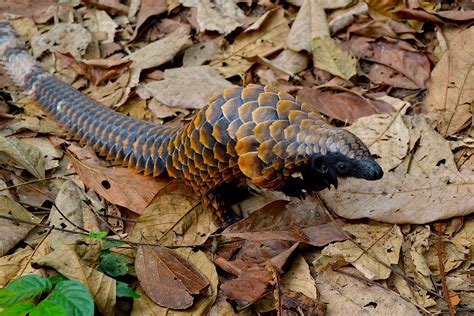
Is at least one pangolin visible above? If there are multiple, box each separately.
[0,23,383,226]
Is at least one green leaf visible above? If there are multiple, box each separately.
[0,301,35,316]
[99,252,129,277]
[48,280,94,316]
[87,231,107,239]
[29,300,67,316]
[48,275,67,286]
[102,239,125,250]
[312,36,357,80]
[0,275,52,307]
[116,281,140,299]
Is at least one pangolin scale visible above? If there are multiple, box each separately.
[0,23,383,226]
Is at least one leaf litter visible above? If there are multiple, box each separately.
[0,0,473,314]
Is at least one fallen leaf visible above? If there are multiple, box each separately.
[312,36,357,80]
[31,23,92,59]
[0,196,40,256]
[281,255,317,299]
[141,66,233,109]
[190,0,246,35]
[135,245,210,309]
[297,87,380,124]
[0,0,57,23]
[316,268,422,315]
[127,180,218,247]
[321,223,403,280]
[132,248,218,315]
[68,152,167,214]
[56,51,132,85]
[32,242,116,316]
[329,2,369,34]
[210,9,289,77]
[21,137,62,171]
[281,289,326,316]
[288,0,329,52]
[183,42,219,67]
[223,200,346,247]
[130,0,167,41]
[423,26,474,136]
[0,135,46,178]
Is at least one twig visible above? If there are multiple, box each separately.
[434,223,455,316]
[19,226,54,277]
[0,172,77,192]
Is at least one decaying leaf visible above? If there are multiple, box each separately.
[68,152,167,214]
[135,245,210,310]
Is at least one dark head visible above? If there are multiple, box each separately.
[301,152,383,190]
[296,129,383,192]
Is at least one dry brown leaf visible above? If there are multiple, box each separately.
[135,245,210,310]
[281,255,317,299]
[82,0,129,15]
[312,36,357,80]
[68,152,167,214]
[31,23,92,59]
[288,0,329,52]
[222,200,346,247]
[130,0,167,41]
[423,26,474,136]
[321,223,403,280]
[32,241,116,316]
[297,87,380,124]
[319,166,474,224]
[345,38,431,89]
[20,137,62,171]
[316,268,422,315]
[280,289,326,315]
[0,0,57,23]
[128,180,218,247]
[141,66,233,109]
[183,42,219,67]
[0,134,46,178]
[56,51,132,85]
[367,0,405,20]
[0,248,40,286]
[187,0,246,35]
[0,196,40,256]
[47,180,101,245]
[132,248,218,315]
[329,2,369,34]
[210,9,289,78]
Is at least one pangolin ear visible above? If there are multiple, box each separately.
[311,155,328,174]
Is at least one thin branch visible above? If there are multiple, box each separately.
[434,223,455,316]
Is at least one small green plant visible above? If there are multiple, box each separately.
[0,274,94,316]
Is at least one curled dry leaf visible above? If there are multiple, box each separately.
[130,0,168,41]
[68,152,168,215]
[281,289,326,316]
[192,0,246,35]
[222,200,346,247]
[423,26,474,136]
[55,51,132,85]
[135,245,210,310]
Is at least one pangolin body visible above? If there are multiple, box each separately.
[0,23,383,225]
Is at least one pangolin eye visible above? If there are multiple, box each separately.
[337,162,347,172]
